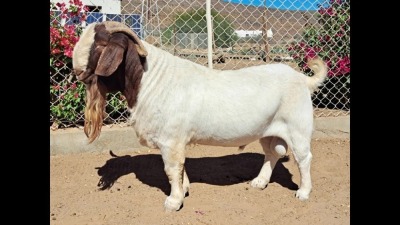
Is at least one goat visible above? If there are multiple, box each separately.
[72,21,328,211]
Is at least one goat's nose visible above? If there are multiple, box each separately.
[74,69,84,77]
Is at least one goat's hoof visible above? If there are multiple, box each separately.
[184,188,190,197]
[164,196,183,212]
[183,184,190,197]
[295,189,310,201]
[250,177,268,189]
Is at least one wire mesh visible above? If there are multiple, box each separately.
[50,0,350,129]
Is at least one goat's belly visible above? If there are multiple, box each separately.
[194,133,262,147]
[192,114,272,147]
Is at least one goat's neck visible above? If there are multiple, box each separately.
[138,41,213,96]
[129,42,212,123]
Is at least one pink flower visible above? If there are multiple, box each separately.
[80,14,87,22]
[319,6,336,16]
[70,83,77,90]
[65,25,76,36]
[337,56,350,74]
[53,85,60,91]
[305,47,316,60]
[51,48,61,55]
[70,36,79,44]
[54,60,64,67]
[328,66,341,77]
[56,2,66,9]
[74,92,79,99]
[326,7,335,16]
[324,35,331,42]
[60,37,70,47]
[326,60,336,77]
[71,0,83,7]
[64,48,73,58]
[50,27,61,40]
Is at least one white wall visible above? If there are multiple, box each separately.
[50,0,121,14]
[235,30,262,38]
[234,29,273,38]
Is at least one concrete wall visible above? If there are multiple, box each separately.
[50,116,349,155]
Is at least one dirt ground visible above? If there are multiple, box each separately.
[50,137,350,225]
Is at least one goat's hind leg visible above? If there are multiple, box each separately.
[290,133,313,200]
[161,145,186,211]
[251,136,288,189]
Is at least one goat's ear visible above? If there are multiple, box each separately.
[95,33,128,76]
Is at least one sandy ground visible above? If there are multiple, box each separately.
[50,137,349,225]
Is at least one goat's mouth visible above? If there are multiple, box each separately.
[74,69,84,77]
[74,70,94,83]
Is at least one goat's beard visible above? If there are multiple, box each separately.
[84,76,107,143]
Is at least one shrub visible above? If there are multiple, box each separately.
[287,0,350,110]
[50,0,88,126]
[162,9,238,48]
[50,0,128,127]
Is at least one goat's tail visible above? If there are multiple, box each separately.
[304,58,328,93]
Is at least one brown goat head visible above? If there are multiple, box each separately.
[72,21,147,143]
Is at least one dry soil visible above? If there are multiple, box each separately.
[50,138,350,225]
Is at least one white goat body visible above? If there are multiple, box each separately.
[132,41,322,150]
[72,21,328,212]
[130,41,326,211]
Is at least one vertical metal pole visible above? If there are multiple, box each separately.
[173,23,177,55]
[141,0,146,39]
[212,16,216,51]
[263,0,270,62]
[147,0,151,22]
[206,0,213,69]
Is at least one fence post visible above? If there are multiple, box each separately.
[206,0,213,69]
[262,0,270,62]
[173,23,177,55]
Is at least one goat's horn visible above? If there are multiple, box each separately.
[102,21,148,57]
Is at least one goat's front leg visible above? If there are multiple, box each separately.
[161,145,186,211]
[183,167,190,196]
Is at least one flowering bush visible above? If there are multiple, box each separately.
[50,0,87,65]
[287,0,350,110]
[50,81,86,123]
[50,0,128,127]
[50,0,88,126]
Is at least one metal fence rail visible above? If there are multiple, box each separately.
[50,0,350,129]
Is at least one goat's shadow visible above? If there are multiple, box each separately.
[95,151,298,195]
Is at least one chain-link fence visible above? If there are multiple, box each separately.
[50,0,350,129]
